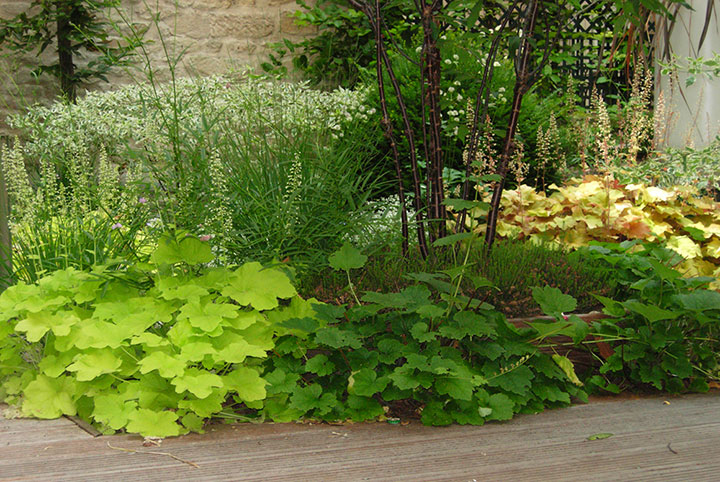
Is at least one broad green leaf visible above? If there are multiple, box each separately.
[171,368,223,398]
[138,351,186,378]
[15,311,79,342]
[587,432,613,440]
[328,242,367,271]
[435,376,474,401]
[362,285,432,311]
[92,394,137,430]
[443,198,485,211]
[489,365,534,394]
[432,232,474,247]
[180,412,206,433]
[672,290,720,311]
[17,294,68,313]
[552,354,583,386]
[222,262,296,310]
[410,322,436,342]
[151,233,214,265]
[0,282,39,320]
[568,314,590,344]
[213,336,267,364]
[264,368,300,395]
[439,311,495,340]
[345,394,384,421]
[38,352,76,378]
[647,259,681,281]
[290,384,334,414]
[348,368,389,396]
[532,286,577,316]
[314,326,362,349]
[178,299,238,332]
[131,332,170,348]
[126,408,181,437]
[134,373,183,410]
[21,374,77,419]
[486,393,514,421]
[178,391,225,418]
[223,367,267,402]
[528,320,574,340]
[421,401,454,426]
[533,384,571,403]
[157,277,209,303]
[593,294,626,317]
[389,365,433,390]
[305,354,335,376]
[179,341,216,362]
[66,349,122,381]
[622,301,681,323]
[377,338,407,364]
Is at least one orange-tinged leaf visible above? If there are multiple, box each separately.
[623,219,652,239]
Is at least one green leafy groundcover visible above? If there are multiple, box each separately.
[1,234,717,437]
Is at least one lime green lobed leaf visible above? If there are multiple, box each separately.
[171,368,224,399]
[138,351,186,378]
[15,311,79,342]
[178,299,239,332]
[126,408,182,437]
[92,394,138,430]
[0,282,40,320]
[66,348,122,381]
[178,391,225,418]
[151,233,214,266]
[222,262,296,311]
[21,374,78,419]
[223,366,267,402]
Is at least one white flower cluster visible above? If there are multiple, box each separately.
[10,72,375,164]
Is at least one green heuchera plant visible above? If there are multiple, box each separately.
[578,242,720,393]
[0,232,303,437]
[260,244,588,426]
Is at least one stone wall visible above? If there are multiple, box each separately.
[0,0,315,135]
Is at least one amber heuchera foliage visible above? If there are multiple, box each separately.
[469,176,720,282]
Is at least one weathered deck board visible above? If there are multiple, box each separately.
[1,392,718,481]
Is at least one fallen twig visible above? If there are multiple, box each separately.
[106,441,199,468]
[667,442,678,455]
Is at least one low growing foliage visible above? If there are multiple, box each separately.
[467,177,720,283]
[0,232,301,436]
[578,242,720,393]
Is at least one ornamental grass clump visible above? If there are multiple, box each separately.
[6,72,383,277]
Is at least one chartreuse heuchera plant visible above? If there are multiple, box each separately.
[0,232,303,437]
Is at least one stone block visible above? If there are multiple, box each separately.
[212,13,276,39]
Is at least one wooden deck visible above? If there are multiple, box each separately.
[1,392,719,481]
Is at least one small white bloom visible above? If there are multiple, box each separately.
[444,59,452,65]
[453,54,459,61]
